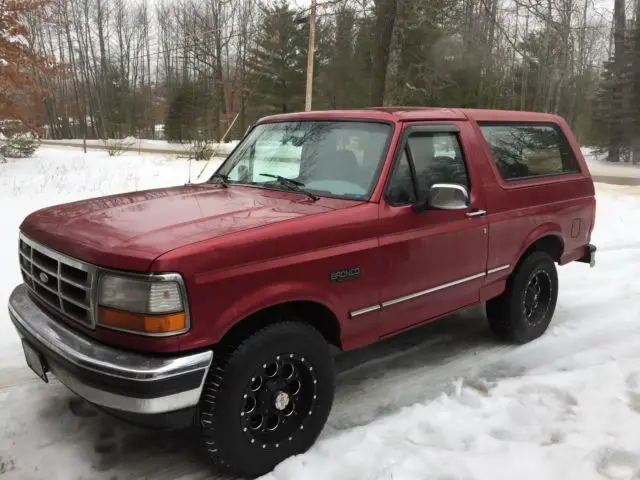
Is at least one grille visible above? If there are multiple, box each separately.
[19,235,96,328]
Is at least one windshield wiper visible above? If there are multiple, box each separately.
[259,174,319,201]
[210,173,229,188]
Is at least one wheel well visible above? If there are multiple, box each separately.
[523,235,563,263]
[219,301,342,350]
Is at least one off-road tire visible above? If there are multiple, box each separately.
[199,321,334,478]
[486,251,558,344]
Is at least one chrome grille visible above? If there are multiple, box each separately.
[19,234,96,328]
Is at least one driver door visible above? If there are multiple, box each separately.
[374,122,489,335]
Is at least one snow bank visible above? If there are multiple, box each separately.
[41,138,239,155]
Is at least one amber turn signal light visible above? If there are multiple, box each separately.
[98,306,186,334]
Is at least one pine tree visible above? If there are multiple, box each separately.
[350,16,375,107]
[321,8,358,109]
[608,0,627,162]
[165,81,208,142]
[245,2,308,118]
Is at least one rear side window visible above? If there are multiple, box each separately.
[478,123,580,181]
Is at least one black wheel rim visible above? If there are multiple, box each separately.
[240,353,317,448]
[523,270,552,326]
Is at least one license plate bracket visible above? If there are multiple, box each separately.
[22,339,48,383]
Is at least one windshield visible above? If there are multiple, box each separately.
[214,121,393,200]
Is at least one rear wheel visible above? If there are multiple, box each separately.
[199,321,334,478]
[486,251,558,344]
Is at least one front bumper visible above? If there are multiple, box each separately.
[8,284,213,416]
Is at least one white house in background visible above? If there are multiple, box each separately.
[154,124,165,140]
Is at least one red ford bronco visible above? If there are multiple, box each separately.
[9,107,596,477]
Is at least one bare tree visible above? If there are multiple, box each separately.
[370,0,398,106]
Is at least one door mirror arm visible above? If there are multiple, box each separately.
[411,194,430,212]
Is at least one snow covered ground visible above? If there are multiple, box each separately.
[1,147,640,479]
[582,148,640,184]
[40,138,239,155]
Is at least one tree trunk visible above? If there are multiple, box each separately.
[608,0,626,162]
[570,0,589,129]
[369,0,397,106]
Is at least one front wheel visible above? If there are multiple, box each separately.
[486,251,559,344]
[199,321,334,478]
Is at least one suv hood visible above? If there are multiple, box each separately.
[20,185,358,271]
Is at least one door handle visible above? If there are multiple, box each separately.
[466,209,487,218]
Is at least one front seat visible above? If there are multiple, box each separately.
[300,142,337,180]
[332,150,362,186]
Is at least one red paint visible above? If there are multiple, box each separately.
[19,108,596,354]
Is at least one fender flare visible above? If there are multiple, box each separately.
[515,222,564,266]
[211,281,343,344]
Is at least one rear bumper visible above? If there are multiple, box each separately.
[577,243,597,268]
[8,284,213,416]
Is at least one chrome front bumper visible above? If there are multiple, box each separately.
[8,284,213,415]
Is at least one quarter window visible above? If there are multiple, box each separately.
[479,123,581,180]
[386,131,470,205]
[386,151,417,204]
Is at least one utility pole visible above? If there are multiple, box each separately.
[304,0,317,111]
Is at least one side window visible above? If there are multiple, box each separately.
[479,123,581,180]
[386,131,469,205]
[386,150,417,204]
[408,133,469,193]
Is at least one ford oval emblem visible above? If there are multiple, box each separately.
[39,272,49,284]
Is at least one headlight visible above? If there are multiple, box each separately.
[97,273,188,336]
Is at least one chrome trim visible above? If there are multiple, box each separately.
[349,270,490,317]
[428,183,469,211]
[466,209,487,218]
[48,364,207,414]
[381,272,486,308]
[9,284,212,382]
[487,264,510,275]
[349,304,381,318]
[9,284,212,414]
[19,233,191,337]
[20,233,97,328]
[20,234,92,271]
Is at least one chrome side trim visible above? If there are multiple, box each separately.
[349,304,381,318]
[9,284,212,382]
[381,272,486,308]
[349,264,514,317]
[487,264,510,275]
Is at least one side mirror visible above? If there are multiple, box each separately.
[413,183,469,211]
[429,183,469,210]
